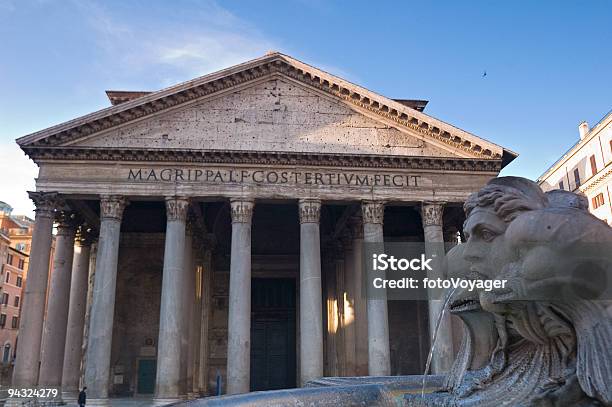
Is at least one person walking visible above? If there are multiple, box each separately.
[78,387,87,407]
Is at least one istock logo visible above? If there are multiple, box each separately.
[372,253,433,271]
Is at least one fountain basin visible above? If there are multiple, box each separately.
[172,375,444,407]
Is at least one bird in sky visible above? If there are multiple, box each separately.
[482,70,487,78]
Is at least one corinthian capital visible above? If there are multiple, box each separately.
[55,211,80,236]
[100,196,128,221]
[361,200,385,225]
[298,199,321,224]
[230,199,254,224]
[28,191,61,219]
[165,197,190,222]
[421,202,445,227]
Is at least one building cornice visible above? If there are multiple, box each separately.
[579,161,612,194]
[8,246,28,257]
[538,110,612,182]
[16,53,516,166]
[23,147,502,172]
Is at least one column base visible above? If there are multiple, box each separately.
[62,390,78,403]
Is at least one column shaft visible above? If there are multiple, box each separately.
[182,230,194,397]
[226,199,254,395]
[422,202,454,374]
[155,197,190,402]
[80,241,97,391]
[349,217,368,376]
[39,214,77,386]
[83,196,127,404]
[362,201,390,376]
[61,237,92,400]
[299,199,323,385]
[12,192,58,387]
[198,247,213,393]
[188,257,201,397]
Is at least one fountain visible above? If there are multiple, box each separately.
[179,177,612,406]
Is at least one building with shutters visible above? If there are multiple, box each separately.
[538,110,612,223]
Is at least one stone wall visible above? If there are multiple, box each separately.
[207,254,229,394]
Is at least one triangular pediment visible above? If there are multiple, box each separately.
[64,77,469,158]
[17,52,516,165]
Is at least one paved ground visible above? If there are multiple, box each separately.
[108,400,156,406]
[63,399,156,406]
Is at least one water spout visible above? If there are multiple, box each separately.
[421,287,457,397]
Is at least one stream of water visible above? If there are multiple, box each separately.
[421,287,457,398]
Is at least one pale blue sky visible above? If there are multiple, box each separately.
[1,0,610,215]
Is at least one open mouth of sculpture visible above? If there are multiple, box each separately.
[449,296,481,313]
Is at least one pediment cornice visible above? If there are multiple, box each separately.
[17,53,516,164]
[22,146,501,172]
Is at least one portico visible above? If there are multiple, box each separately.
[14,53,515,403]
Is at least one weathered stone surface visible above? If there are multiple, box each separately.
[174,376,444,407]
[298,199,323,385]
[407,177,612,406]
[226,199,253,394]
[36,161,496,203]
[71,79,451,158]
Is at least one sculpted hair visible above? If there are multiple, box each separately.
[464,184,545,223]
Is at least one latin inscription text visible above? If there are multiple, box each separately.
[127,168,421,187]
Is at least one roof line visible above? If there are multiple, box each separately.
[276,53,510,155]
[17,53,280,146]
[537,109,612,181]
[16,52,515,164]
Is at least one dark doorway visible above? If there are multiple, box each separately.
[250,278,296,391]
[137,359,156,394]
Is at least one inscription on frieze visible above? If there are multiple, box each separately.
[127,167,422,188]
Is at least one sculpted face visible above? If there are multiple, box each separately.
[499,209,612,302]
[461,206,516,281]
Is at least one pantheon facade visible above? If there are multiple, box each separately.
[14,53,516,405]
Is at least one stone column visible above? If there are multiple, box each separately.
[298,199,324,385]
[154,197,190,404]
[361,201,390,376]
[80,240,98,391]
[349,216,368,376]
[340,231,356,376]
[421,202,454,374]
[39,212,78,387]
[187,253,201,398]
[84,196,128,405]
[12,192,58,387]
[226,199,254,395]
[198,243,214,394]
[61,229,93,401]
[182,225,195,397]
